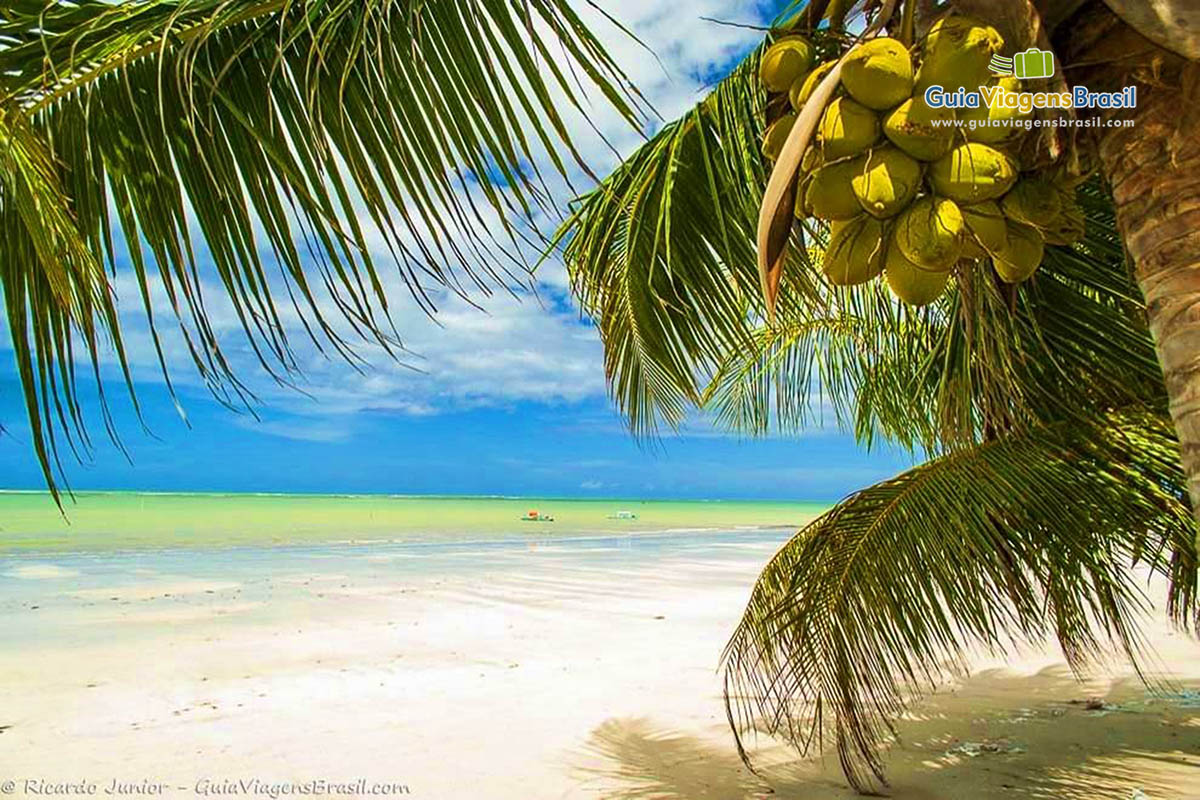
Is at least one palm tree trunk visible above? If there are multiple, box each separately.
[1098,73,1200,537]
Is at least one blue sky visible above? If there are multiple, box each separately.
[0,369,913,500]
[0,1,917,501]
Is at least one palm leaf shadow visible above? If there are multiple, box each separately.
[573,717,773,799]
[573,669,1200,799]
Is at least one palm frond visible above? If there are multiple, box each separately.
[557,30,845,436]
[0,0,646,492]
[0,98,127,498]
[722,407,1197,793]
[703,176,1167,453]
[557,60,763,435]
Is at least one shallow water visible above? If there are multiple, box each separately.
[0,491,822,552]
[0,527,798,647]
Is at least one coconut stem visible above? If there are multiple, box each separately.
[899,0,916,46]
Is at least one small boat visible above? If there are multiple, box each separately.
[522,509,555,522]
[607,510,638,520]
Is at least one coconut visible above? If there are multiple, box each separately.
[823,215,887,286]
[992,221,1045,283]
[761,37,815,94]
[959,200,1007,258]
[795,175,814,217]
[1000,178,1062,228]
[762,113,797,162]
[960,236,986,260]
[961,77,1031,143]
[801,145,822,173]
[851,146,922,219]
[1048,162,1096,192]
[894,196,964,271]
[886,236,951,306]
[929,143,1018,203]
[790,61,836,112]
[805,157,867,221]
[883,96,956,161]
[1043,201,1085,245]
[841,38,914,110]
[819,97,880,161]
[914,15,1005,94]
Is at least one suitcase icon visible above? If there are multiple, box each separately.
[1013,49,1055,80]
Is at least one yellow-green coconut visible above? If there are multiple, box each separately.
[886,237,951,306]
[959,200,1007,258]
[841,38,914,110]
[883,96,956,161]
[801,145,822,173]
[790,61,836,111]
[1043,201,1085,245]
[823,216,887,286]
[1000,178,1062,228]
[1048,163,1096,192]
[761,37,815,94]
[819,97,880,161]
[961,77,1031,143]
[851,146,922,218]
[894,196,964,271]
[805,157,866,221]
[992,221,1045,283]
[929,142,1018,203]
[762,113,797,162]
[915,15,1005,94]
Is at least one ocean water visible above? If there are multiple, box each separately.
[0,491,824,553]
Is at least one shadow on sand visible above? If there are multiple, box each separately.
[573,666,1200,799]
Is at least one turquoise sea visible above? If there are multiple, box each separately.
[0,491,824,553]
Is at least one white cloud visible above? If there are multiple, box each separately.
[231,416,356,443]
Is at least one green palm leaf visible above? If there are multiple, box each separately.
[557,32,838,436]
[704,179,1166,454]
[0,99,115,492]
[722,408,1198,794]
[0,0,646,493]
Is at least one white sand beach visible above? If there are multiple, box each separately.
[1,532,1198,799]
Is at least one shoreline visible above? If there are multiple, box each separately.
[0,524,803,560]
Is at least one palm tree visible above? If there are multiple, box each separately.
[0,0,646,497]
[558,0,1199,792]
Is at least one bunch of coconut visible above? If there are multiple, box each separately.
[759,15,1088,307]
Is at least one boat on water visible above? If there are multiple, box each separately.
[522,509,554,522]
[607,510,638,520]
